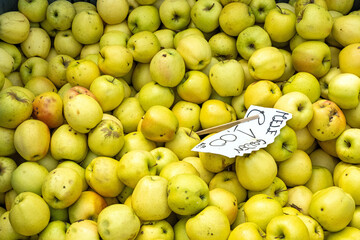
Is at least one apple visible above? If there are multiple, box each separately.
[0,126,16,157]
[318,66,342,99]
[0,157,17,193]
[295,127,315,152]
[9,191,50,236]
[264,6,297,43]
[309,148,339,174]
[62,85,97,104]
[327,226,360,239]
[66,59,101,89]
[18,0,48,23]
[131,62,152,91]
[336,128,360,164]
[127,30,161,64]
[248,46,285,81]
[136,220,174,240]
[350,206,360,229]
[115,131,156,159]
[190,0,222,33]
[127,5,161,34]
[199,99,236,129]
[244,80,282,109]
[50,124,88,162]
[0,42,22,72]
[5,189,17,211]
[273,91,313,130]
[138,81,175,111]
[24,76,57,96]
[208,32,237,61]
[0,210,28,239]
[47,54,75,88]
[10,161,48,196]
[98,45,133,78]
[0,11,30,44]
[228,222,266,240]
[173,216,191,240]
[53,30,83,58]
[173,27,204,48]
[71,10,104,45]
[73,1,97,13]
[171,100,201,132]
[46,0,76,30]
[150,147,179,175]
[219,2,255,37]
[309,186,355,232]
[176,34,212,70]
[20,27,51,59]
[99,31,129,50]
[65,219,100,240]
[338,43,360,78]
[40,18,57,38]
[266,214,310,239]
[159,0,191,31]
[97,0,129,24]
[38,220,69,240]
[292,40,331,78]
[294,0,328,15]
[56,160,88,192]
[307,99,347,141]
[332,14,360,47]
[19,56,49,85]
[0,48,15,76]
[97,204,141,240]
[140,105,179,142]
[305,166,334,193]
[249,0,277,23]
[328,73,360,109]
[154,28,176,49]
[160,160,199,181]
[113,97,145,134]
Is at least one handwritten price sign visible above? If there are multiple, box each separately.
[192,105,292,158]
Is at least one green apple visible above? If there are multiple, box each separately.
[173,216,191,240]
[127,31,161,64]
[294,0,328,15]
[115,131,156,159]
[176,70,212,104]
[73,1,96,13]
[19,56,48,85]
[305,166,334,193]
[318,66,342,99]
[235,149,277,191]
[249,0,277,23]
[208,32,237,61]
[199,99,236,129]
[336,128,360,164]
[275,49,296,82]
[350,206,360,229]
[0,11,30,44]
[127,5,161,33]
[37,152,59,172]
[266,214,310,239]
[0,48,15,76]
[47,54,75,88]
[0,210,28,239]
[264,6,296,43]
[307,99,347,141]
[86,156,125,197]
[64,93,103,134]
[97,0,129,24]
[0,127,16,157]
[190,0,222,33]
[327,226,360,239]
[140,105,179,142]
[11,161,48,195]
[98,45,133,78]
[219,2,255,37]
[14,119,50,161]
[308,186,355,232]
[164,126,201,160]
[273,91,313,130]
[138,81,175,111]
[131,62,152,91]
[337,165,360,205]
[182,156,214,184]
[136,220,174,240]
[38,220,69,240]
[343,102,360,128]
[249,177,288,207]
[295,127,315,152]
[171,100,201,131]
[32,91,64,129]
[282,72,321,103]
[296,214,324,240]
[0,42,22,72]
[154,29,176,49]
[333,161,356,186]
[53,30,83,58]
[248,46,285,81]
[159,0,191,31]
[9,192,50,236]
[18,0,48,22]
[176,34,212,70]
[296,4,333,40]
[198,145,236,174]
[57,160,88,191]
[97,204,140,240]
[209,59,244,97]
[71,10,104,45]
[0,157,17,193]
[113,97,145,134]
[228,222,265,240]
[186,205,230,239]
[309,148,339,174]
[117,150,157,188]
[244,80,282,108]
[99,30,129,50]
[24,76,57,96]
[328,73,360,109]
[68,191,107,223]
[132,175,172,221]
[150,147,179,175]
[208,188,238,224]
[40,18,57,38]
[50,124,88,162]
[65,219,100,240]
[338,42,360,77]
[332,14,360,47]
[236,25,272,61]
[244,193,283,231]
[167,173,209,215]
[46,0,76,30]
[277,149,313,187]
[173,27,204,48]
[292,40,331,78]
[265,125,298,162]
[20,27,51,59]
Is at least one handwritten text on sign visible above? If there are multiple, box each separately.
[192,105,292,158]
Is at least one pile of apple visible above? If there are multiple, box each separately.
[1,0,360,239]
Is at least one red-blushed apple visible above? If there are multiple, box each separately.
[32,91,64,129]
[62,85,97,104]
[307,99,347,141]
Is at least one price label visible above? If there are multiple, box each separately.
[192,105,292,158]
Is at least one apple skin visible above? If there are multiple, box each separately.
[228,222,266,240]
[328,73,360,109]
[46,0,76,30]
[286,185,313,215]
[332,14,360,47]
[339,42,360,77]
[127,30,161,64]
[305,165,334,193]
[336,128,360,164]
[171,100,201,131]
[266,214,310,240]
[0,127,16,157]
[190,0,223,33]
[113,97,145,134]
[18,0,48,23]
[98,45,134,78]
[199,99,236,129]
[71,10,104,45]
[127,5,161,34]
[0,157,17,193]
[136,220,174,240]
[38,220,69,240]
[244,80,282,109]
[54,30,83,58]
[65,219,100,240]
[47,54,75,88]
[159,0,191,31]
[138,81,175,111]
[208,32,238,61]
[96,0,129,25]
[20,27,51,59]
[0,11,30,44]
[66,59,101,89]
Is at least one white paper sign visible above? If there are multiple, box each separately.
[192,105,292,158]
